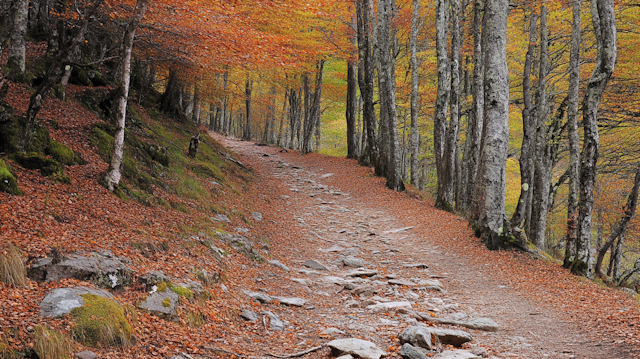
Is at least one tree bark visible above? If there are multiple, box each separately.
[511,8,537,229]
[346,16,359,159]
[356,0,378,168]
[564,0,582,268]
[7,0,29,77]
[573,0,617,276]
[472,0,510,249]
[302,61,325,154]
[243,77,253,140]
[104,0,147,192]
[434,0,452,210]
[409,0,421,187]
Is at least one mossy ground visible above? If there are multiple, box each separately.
[70,294,132,347]
[0,160,23,195]
[156,281,194,300]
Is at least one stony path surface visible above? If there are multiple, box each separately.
[214,135,637,359]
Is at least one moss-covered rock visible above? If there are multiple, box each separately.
[0,160,23,195]
[46,141,85,165]
[89,123,115,161]
[69,67,93,86]
[70,294,132,347]
[0,109,50,154]
[13,152,69,183]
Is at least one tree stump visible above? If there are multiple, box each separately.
[189,133,200,158]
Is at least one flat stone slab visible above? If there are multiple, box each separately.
[428,328,473,347]
[366,301,412,312]
[432,350,480,359]
[268,260,290,272]
[346,269,378,277]
[291,278,313,286]
[388,279,416,286]
[139,289,180,322]
[40,287,114,317]
[30,251,132,288]
[320,246,345,253]
[343,256,366,268]
[262,311,284,331]
[272,296,306,307]
[327,338,387,359]
[240,309,259,321]
[243,290,273,303]
[419,316,499,332]
[304,260,329,271]
[403,263,429,269]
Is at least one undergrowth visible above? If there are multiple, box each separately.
[33,326,73,359]
[0,245,27,287]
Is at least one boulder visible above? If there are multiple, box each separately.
[269,260,290,272]
[304,260,329,271]
[400,344,428,359]
[343,256,366,268]
[327,338,387,359]
[240,309,259,321]
[399,326,432,350]
[262,311,284,331]
[139,288,180,322]
[29,251,132,288]
[432,350,480,359]
[428,328,473,347]
[40,287,114,317]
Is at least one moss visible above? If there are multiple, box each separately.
[0,112,50,154]
[191,161,224,181]
[70,294,132,347]
[89,124,115,162]
[0,160,23,195]
[161,297,171,308]
[169,285,193,300]
[33,326,72,359]
[13,153,69,183]
[570,260,589,276]
[47,141,85,165]
[144,144,169,167]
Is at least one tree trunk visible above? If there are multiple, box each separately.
[159,68,183,119]
[594,171,640,277]
[346,16,359,159]
[7,0,29,78]
[472,0,510,249]
[356,0,378,168]
[409,0,421,187]
[573,0,617,276]
[289,88,302,149]
[511,8,537,229]
[564,0,582,268]
[278,89,288,146]
[104,0,147,192]
[243,77,253,140]
[434,0,452,210]
[192,85,201,123]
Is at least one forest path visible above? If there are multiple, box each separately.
[213,134,638,359]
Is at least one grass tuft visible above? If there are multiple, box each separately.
[0,246,27,287]
[33,326,73,359]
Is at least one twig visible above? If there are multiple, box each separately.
[265,344,325,358]
[203,346,246,358]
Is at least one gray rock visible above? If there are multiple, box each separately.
[321,327,345,336]
[139,289,180,322]
[399,326,433,351]
[252,212,263,221]
[347,269,378,277]
[272,296,307,307]
[400,344,428,359]
[327,338,387,359]
[243,290,273,304]
[217,232,263,261]
[343,256,366,268]
[366,301,412,312]
[262,311,284,331]
[470,346,488,358]
[336,355,354,359]
[75,351,97,359]
[344,300,360,308]
[240,309,259,321]
[269,260,290,272]
[403,263,429,269]
[320,246,345,253]
[388,279,416,286]
[138,270,170,290]
[342,248,359,256]
[40,287,114,317]
[212,214,231,222]
[304,260,329,271]
[417,279,443,287]
[428,328,473,347]
[419,316,499,332]
[29,252,132,288]
[353,286,375,297]
[291,278,313,286]
[432,350,480,359]
[322,276,346,285]
[176,279,206,297]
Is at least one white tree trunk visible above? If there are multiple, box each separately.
[7,0,28,75]
[409,0,420,187]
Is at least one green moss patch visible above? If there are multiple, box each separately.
[0,160,23,195]
[161,297,171,308]
[70,294,132,347]
[46,141,85,165]
[156,281,193,300]
[13,153,70,183]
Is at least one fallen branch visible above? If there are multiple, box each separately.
[265,344,325,358]
[203,346,246,358]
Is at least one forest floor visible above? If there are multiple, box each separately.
[214,133,640,359]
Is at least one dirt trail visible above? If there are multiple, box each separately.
[214,134,638,359]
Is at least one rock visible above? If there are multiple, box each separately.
[353,286,375,297]
[403,263,429,269]
[272,296,306,307]
[346,269,378,277]
[337,355,354,359]
[470,346,488,358]
[74,351,97,359]
[212,214,231,222]
[400,344,428,359]
[269,260,290,272]
[40,287,114,317]
[344,300,360,308]
[139,288,180,322]
[243,290,273,304]
[252,212,263,221]
[320,246,345,253]
[217,232,263,261]
[432,350,480,359]
[342,248,359,256]
[366,301,412,312]
[304,260,329,271]
[322,276,346,285]
[262,311,284,331]
[343,256,366,268]
[417,279,443,287]
[75,351,97,359]
[29,252,132,288]
[399,326,433,350]
[291,278,313,286]
[388,279,416,286]
[419,316,499,332]
[240,309,259,321]
[176,279,206,297]
[428,328,473,347]
[327,338,387,359]
[321,327,345,336]
[138,270,170,290]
